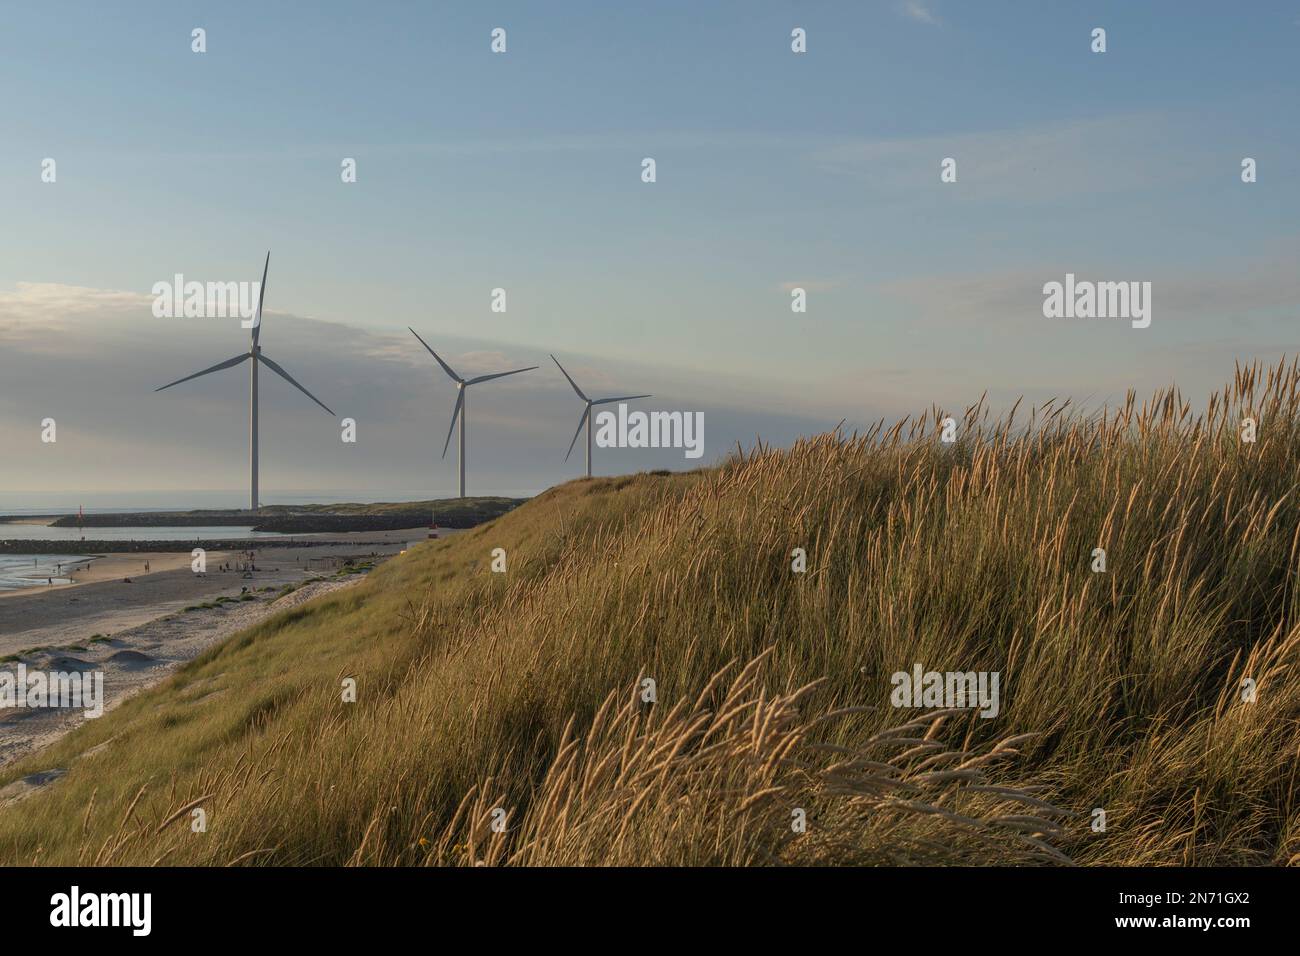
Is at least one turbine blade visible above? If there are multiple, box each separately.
[258,353,335,415]
[154,353,249,392]
[591,394,652,405]
[466,366,538,386]
[251,251,269,345]
[550,354,588,401]
[442,390,464,459]
[408,328,462,383]
[565,405,590,461]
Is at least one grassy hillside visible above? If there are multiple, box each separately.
[3,361,1300,866]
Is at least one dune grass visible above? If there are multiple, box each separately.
[3,360,1300,866]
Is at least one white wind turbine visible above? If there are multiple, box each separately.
[408,328,537,498]
[155,252,334,511]
[551,354,651,478]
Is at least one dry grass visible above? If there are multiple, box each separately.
[3,359,1300,866]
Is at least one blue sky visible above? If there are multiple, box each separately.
[1,2,1297,504]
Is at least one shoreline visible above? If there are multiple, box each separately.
[0,536,404,556]
[0,529,455,780]
[0,528,442,655]
[0,552,209,600]
[0,528,438,597]
[0,575,368,778]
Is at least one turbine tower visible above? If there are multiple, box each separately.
[155,252,334,511]
[551,354,650,478]
[409,328,537,498]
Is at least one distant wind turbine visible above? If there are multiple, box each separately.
[409,328,537,498]
[155,252,334,511]
[551,354,650,478]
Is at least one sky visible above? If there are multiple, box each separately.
[1,1,1298,507]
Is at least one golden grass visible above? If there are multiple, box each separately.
[3,359,1300,866]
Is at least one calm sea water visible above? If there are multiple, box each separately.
[0,554,91,591]
[0,524,273,542]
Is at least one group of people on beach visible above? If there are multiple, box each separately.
[34,545,383,589]
[38,552,272,586]
[219,550,259,573]
[40,556,95,587]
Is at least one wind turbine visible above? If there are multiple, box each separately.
[155,252,334,511]
[408,328,537,498]
[551,354,650,478]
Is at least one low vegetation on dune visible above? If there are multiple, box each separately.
[3,360,1300,866]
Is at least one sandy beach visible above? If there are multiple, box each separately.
[0,527,451,779]
[0,528,436,655]
[0,576,362,779]
[0,552,198,592]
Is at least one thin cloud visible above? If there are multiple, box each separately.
[898,1,942,26]
[879,256,1300,327]
[811,113,1205,202]
[0,283,833,496]
[779,279,838,294]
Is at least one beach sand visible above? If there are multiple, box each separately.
[0,528,437,656]
[0,552,199,591]
[0,576,363,778]
[0,527,452,781]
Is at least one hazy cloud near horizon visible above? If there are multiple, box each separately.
[4,263,1299,505]
[0,283,841,500]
